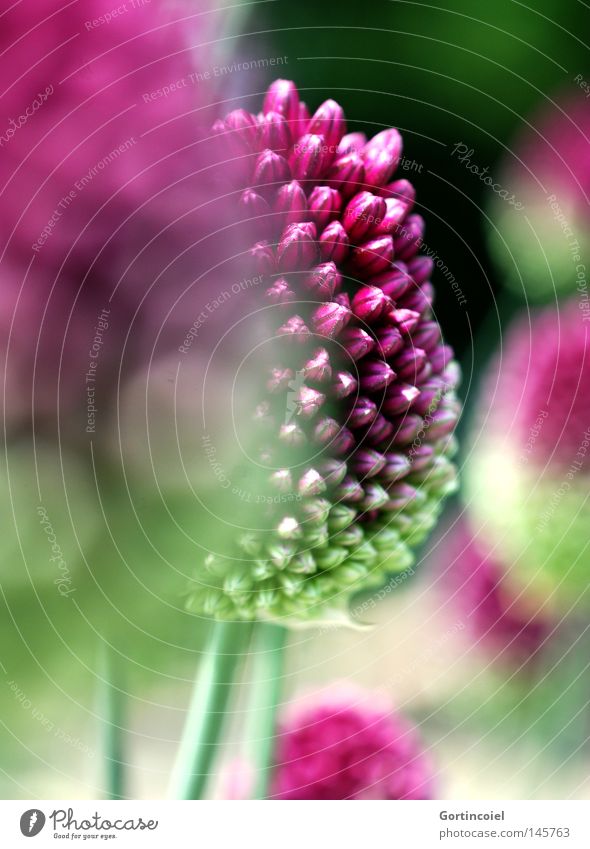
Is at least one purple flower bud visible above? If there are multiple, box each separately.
[359,358,396,392]
[381,452,412,482]
[383,382,421,416]
[298,468,327,497]
[253,149,291,191]
[337,132,367,156]
[318,458,347,487]
[277,315,311,343]
[250,240,275,275]
[347,396,378,428]
[332,370,358,399]
[399,282,433,314]
[407,255,433,284]
[296,101,310,135]
[307,99,347,150]
[361,129,403,187]
[411,320,440,351]
[319,220,350,263]
[275,181,308,227]
[370,264,413,301]
[240,188,271,220]
[411,378,445,416]
[263,79,300,125]
[279,422,307,447]
[363,413,395,446]
[265,277,296,305]
[351,448,386,478]
[326,152,365,197]
[394,214,424,260]
[303,261,341,300]
[277,221,317,271]
[260,110,292,152]
[393,346,427,382]
[375,326,404,358]
[430,344,453,374]
[349,236,394,276]
[342,191,386,241]
[267,367,294,394]
[408,443,434,471]
[374,197,411,235]
[308,186,342,229]
[304,347,332,382]
[296,386,326,418]
[311,300,351,338]
[339,326,375,360]
[360,482,390,510]
[380,178,416,210]
[313,416,345,448]
[391,308,421,335]
[384,482,420,510]
[223,108,260,155]
[334,475,365,502]
[351,284,392,323]
[425,402,461,440]
[290,134,330,181]
[391,413,423,445]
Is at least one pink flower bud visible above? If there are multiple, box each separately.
[342,191,386,241]
[263,79,300,125]
[352,285,392,323]
[277,221,318,271]
[308,186,342,229]
[260,110,292,153]
[275,180,308,227]
[362,129,403,187]
[311,301,351,338]
[326,152,365,197]
[307,99,347,150]
[290,133,331,181]
[349,236,394,276]
[319,220,350,264]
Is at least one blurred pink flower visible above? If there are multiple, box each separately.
[0,0,240,432]
[438,518,552,665]
[271,689,434,799]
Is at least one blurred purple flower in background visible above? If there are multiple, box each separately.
[0,0,239,434]
[271,688,434,799]
[438,517,552,665]
[466,299,590,607]
[488,90,590,300]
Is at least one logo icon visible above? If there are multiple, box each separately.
[20,810,45,837]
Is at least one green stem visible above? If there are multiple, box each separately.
[248,623,288,800]
[170,620,251,800]
[99,644,125,800]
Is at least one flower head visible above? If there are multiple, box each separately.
[466,300,590,607]
[488,90,590,300]
[188,80,461,624]
[271,689,434,799]
[438,518,552,664]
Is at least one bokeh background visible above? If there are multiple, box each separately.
[2,0,590,799]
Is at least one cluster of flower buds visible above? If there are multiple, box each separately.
[271,689,434,799]
[188,80,461,623]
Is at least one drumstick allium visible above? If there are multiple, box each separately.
[188,80,461,624]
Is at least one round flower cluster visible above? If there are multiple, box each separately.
[271,691,434,799]
[188,80,460,624]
